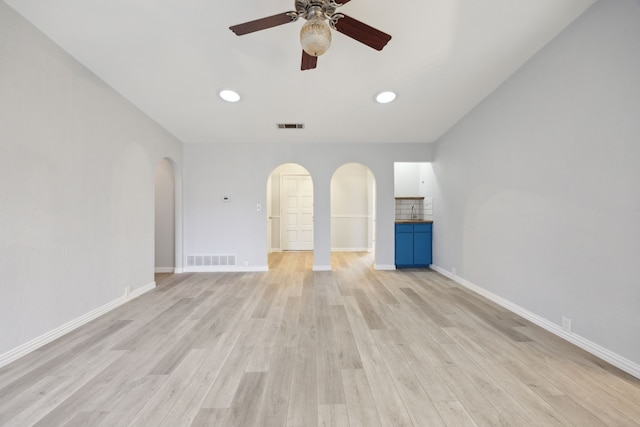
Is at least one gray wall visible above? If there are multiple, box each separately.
[154,158,176,271]
[432,0,640,366]
[0,2,183,355]
[183,143,434,270]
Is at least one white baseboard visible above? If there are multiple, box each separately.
[0,281,156,369]
[154,267,174,273]
[374,264,396,271]
[331,247,371,252]
[313,265,332,272]
[430,265,640,379]
[241,266,269,272]
[174,267,184,274]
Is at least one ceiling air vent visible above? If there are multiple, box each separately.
[277,123,304,129]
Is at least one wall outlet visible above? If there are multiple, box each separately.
[562,316,572,333]
[124,286,131,297]
[452,267,457,276]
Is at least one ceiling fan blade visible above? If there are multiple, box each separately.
[335,0,352,4]
[301,50,318,71]
[230,12,297,36]
[334,14,391,51]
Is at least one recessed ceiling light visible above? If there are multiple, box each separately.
[219,89,241,103]
[375,91,397,104]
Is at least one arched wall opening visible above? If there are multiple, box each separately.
[330,163,377,260]
[267,163,314,266]
[154,158,176,274]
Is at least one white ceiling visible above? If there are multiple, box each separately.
[5,0,595,144]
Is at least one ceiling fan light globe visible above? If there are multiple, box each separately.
[300,19,331,56]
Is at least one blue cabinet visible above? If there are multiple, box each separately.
[395,224,414,266]
[395,222,432,268]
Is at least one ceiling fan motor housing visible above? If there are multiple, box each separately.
[295,0,338,21]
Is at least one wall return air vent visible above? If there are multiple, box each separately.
[186,254,237,271]
[277,123,304,129]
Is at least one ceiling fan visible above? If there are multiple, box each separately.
[229,0,392,71]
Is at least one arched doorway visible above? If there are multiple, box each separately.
[267,163,314,269]
[330,163,377,264]
[154,158,175,274]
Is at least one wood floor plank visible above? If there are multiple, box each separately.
[341,369,381,427]
[400,287,453,327]
[286,276,318,427]
[3,350,126,427]
[387,291,455,346]
[385,303,455,367]
[453,356,573,427]
[397,343,456,402]
[0,350,94,404]
[522,336,640,422]
[375,341,445,426]
[111,298,198,351]
[200,318,265,409]
[251,281,280,319]
[434,334,541,425]
[435,366,509,427]
[61,410,108,426]
[125,349,210,426]
[318,404,349,427]
[275,296,301,348]
[354,342,413,427]
[330,304,363,369]
[0,375,62,425]
[542,394,608,426]
[351,289,387,330]
[255,345,296,427]
[94,375,166,427]
[433,400,478,426]
[223,371,267,427]
[157,331,241,427]
[286,332,318,427]
[189,408,228,427]
[246,280,289,373]
[315,314,345,405]
[516,342,640,426]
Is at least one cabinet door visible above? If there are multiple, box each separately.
[413,231,432,265]
[395,225,414,266]
[413,223,432,266]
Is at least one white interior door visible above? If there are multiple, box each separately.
[281,174,313,251]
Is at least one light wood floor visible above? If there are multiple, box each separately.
[1,252,640,426]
